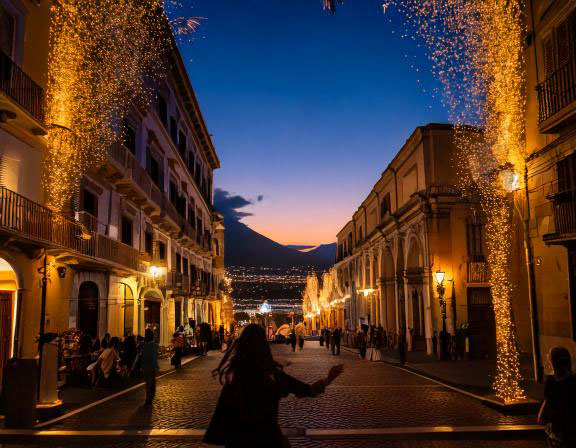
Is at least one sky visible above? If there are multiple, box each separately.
[177,0,448,245]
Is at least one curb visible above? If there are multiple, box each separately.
[0,425,545,443]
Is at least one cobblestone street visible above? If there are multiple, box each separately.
[1,342,545,447]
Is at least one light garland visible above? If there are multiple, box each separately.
[43,0,196,212]
[325,0,527,402]
[385,0,527,402]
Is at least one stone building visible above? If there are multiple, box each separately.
[0,0,225,390]
[332,124,532,357]
[524,0,576,374]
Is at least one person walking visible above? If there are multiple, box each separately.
[357,330,367,359]
[332,327,341,356]
[538,347,576,448]
[325,328,331,351]
[298,333,304,351]
[171,331,184,369]
[289,329,297,352]
[204,324,343,448]
[141,328,159,405]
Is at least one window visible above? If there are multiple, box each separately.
[158,95,168,127]
[121,215,133,246]
[169,181,178,206]
[145,230,153,256]
[175,253,181,273]
[0,6,15,58]
[81,188,98,217]
[466,218,485,262]
[182,257,189,276]
[380,192,391,220]
[170,117,178,144]
[542,13,576,77]
[157,241,166,260]
[195,162,201,187]
[147,150,162,188]
[178,131,187,157]
[123,122,136,155]
[177,195,186,218]
[557,152,576,194]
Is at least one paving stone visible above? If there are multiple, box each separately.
[41,341,541,447]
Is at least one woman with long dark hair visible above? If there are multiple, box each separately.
[204,324,343,448]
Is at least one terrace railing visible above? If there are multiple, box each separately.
[0,50,44,122]
[536,61,576,124]
[0,187,141,271]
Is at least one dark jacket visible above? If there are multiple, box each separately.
[544,374,576,444]
[204,370,324,447]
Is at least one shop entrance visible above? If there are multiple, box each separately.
[78,281,99,338]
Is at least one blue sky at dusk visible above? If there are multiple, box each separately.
[177,0,448,245]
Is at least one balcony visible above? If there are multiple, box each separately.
[0,50,44,122]
[168,271,191,295]
[536,61,576,133]
[467,261,489,283]
[105,143,163,216]
[543,188,576,244]
[0,187,142,272]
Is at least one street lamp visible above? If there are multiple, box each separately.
[435,269,447,359]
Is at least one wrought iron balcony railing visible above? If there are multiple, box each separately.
[467,261,489,283]
[0,50,44,122]
[547,188,576,240]
[536,61,576,124]
[0,187,141,271]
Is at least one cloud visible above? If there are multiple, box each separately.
[214,189,262,221]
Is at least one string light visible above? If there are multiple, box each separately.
[325,0,527,402]
[43,0,193,212]
[384,0,527,403]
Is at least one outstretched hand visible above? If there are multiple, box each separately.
[326,363,344,385]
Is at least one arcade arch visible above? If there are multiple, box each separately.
[0,256,20,385]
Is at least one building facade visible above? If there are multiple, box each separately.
[525,0,576,373]
[0,0,226,388]
[327,124,532,358]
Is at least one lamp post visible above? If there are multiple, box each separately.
[435,269,447,359]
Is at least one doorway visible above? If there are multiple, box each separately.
[144,300,161,342]
[467,287,496,359]
[0,292,12,386]
[78,281,99,338]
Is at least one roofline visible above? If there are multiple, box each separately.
[168,35,221,170]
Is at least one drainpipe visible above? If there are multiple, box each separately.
[524,164,543,383]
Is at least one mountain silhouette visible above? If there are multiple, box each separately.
[306,243,337,266]
[224,218,333,269]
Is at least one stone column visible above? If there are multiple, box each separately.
[421,267,434,355]
[378,279,386,329]
[403,272,412,350]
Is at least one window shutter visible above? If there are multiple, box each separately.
[556,20,571,67]
[543,35,555,76]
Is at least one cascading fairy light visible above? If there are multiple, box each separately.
[383,0,527,402]
[44,0,198,212]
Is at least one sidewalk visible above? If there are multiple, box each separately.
[55,353,198,417]
[345,345,544,403]
[0,353,200,427]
